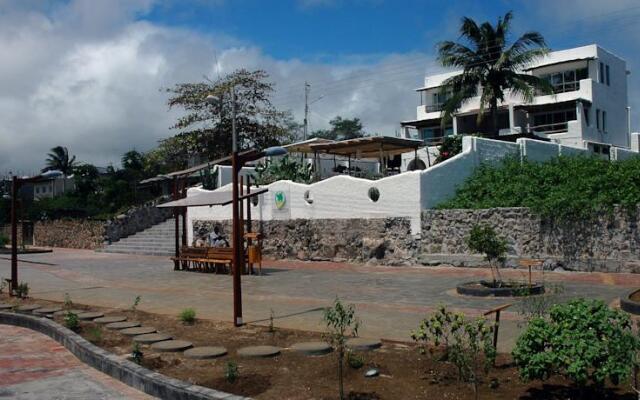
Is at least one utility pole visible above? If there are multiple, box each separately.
[303,82,310,141]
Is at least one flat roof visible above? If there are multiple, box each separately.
[309,136,423,158]
[284,137,335,153]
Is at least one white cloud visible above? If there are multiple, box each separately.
[0,0,433,174]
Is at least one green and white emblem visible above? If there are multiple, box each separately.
[274,191,286,209]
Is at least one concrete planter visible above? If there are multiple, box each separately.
[620,289,640,315]
[456,280,545,297]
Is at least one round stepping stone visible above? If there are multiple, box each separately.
[346,338,382,351]
[151,340,192,352]
[133,333,172,344]
[53,309,84,317]
[184,346,227,359]
[16,304,41,312]
[237,345,281,358]
[121,326,156,336]
[105,321,140,330]
[93,316,127,324]
[290,342,333,356]
[34,307,62,314]
[0,303,13,310]
[77,312,104,320]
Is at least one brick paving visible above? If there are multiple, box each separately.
[0,324,153,399]
[0,248,637,353]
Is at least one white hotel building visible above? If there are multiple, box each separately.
[401,44,633,157]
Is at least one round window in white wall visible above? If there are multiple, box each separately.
[304,190,314,204]
[251,194,259,206]
[368,187,380,202]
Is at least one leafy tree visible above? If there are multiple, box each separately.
[311,116,367,141]
[437,11,552,135]
[165,69,296,167]
[253,155,313,185]
[323,297,360,400]
[466,224,508,285]
[121,150,145,173]
[73,164,100,201]
[513,299,638,396]
[42,146,77,175]
[434,135,463,164]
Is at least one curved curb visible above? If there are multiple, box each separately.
[456,281,545,297]
[0,312,249,400]
[621,289,640,315]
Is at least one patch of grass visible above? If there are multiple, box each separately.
[179,308,196,324]
[87,326,102,343]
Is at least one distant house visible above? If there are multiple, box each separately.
[32,175,76,200]
[401,44,632,157]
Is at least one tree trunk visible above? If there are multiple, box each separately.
[490,97,499,136]
[338,347,345,400]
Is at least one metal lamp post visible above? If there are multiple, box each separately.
[9,170,62,295]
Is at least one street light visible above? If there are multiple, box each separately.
[9,170,62,295]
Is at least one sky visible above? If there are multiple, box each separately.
[1,0,639,174]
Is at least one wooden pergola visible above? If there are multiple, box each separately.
[308,136,424,177]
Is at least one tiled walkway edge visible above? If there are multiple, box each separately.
[0,312,248,400]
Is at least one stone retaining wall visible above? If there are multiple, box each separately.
[194,206,640,272]
[104,204,173,244]
[34,219,104,249]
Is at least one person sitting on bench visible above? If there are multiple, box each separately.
[208,226,229,248]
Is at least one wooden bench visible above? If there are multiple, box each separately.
[171,246,234,273]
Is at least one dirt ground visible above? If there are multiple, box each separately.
[2,295,636,400]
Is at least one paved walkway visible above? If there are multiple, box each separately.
[1,249,637,352]
[0,324,153,399]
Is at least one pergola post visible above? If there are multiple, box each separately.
[181,179,187,247]
[10,176,18,293]
[173,176,179,270]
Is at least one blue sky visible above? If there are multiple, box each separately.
[0,0,639,172]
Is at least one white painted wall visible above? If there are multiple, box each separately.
[187,136,638,241]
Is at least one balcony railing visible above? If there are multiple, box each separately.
[526,122,569,135]
[537,80,581,95]
[424,104,445,113]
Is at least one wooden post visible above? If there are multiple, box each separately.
[173,176,179,270]
[483,303,513,364]
[181,178,187,247]
[10,176,18,294]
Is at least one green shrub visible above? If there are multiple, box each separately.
[466,225,508,285]
[179,308,196,324]
[131,295,141,311]
[438,155,640,221]
[434,135,463,164]
[225,361,239,383]
[15,282,29,298]
[132,343,143,365]
[512,299,637,391]
[64,312,79,331]
[346,351,364,369]
[254,155,313,185]
[411,305,464,359]
[0,233,8,247]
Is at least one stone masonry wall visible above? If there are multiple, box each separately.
[194,206,640,273]
[34,219,104,249]
[104,204,173,244]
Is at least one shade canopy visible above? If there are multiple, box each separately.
[157,188,268,208]
[284,137,335,153]
[309,136,423,158]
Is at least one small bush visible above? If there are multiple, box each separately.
[411,305,464,360]
[131,295,141,311]
[434,135,463,164]
[64,312,79,331]
[15,282,29,298]
[346,351,364,369]
[87,326,102,343]
[225,361,239,383]
[132,343,143,365]
[179,308,196,324]
[466,225,507,285]
[512,298,637,391]
[63,292,72,309]
[0,234,8,247]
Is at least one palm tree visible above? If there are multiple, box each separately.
[42,146,76,192]
[437,11,553,136]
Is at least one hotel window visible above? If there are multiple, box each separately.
[602,110,607,132]
[596,109,601,130]
[599,62,605,84]
[606,65,610,86]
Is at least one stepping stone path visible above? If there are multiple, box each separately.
[94,316,127,324]
[16,304,41,312]
[77,312,104,321]
[105,321,140,330]
[151,340,192,352]
[0,303,13,310]
[133,333,172,344]
[121,326,156,336]
[184,346,228,359]
[290,342,333,356]
[53,309,84,317]
[237,345,281,358]
[33,307,62,314]
[346,338,382,351]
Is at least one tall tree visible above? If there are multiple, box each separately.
[42,146,76,175]
[165,69,296,168]
[437,11,552,135]
[311,116,367,141]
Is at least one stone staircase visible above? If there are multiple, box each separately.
[100,218,182,256]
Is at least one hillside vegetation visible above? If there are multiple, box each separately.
[437,156,640,220]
